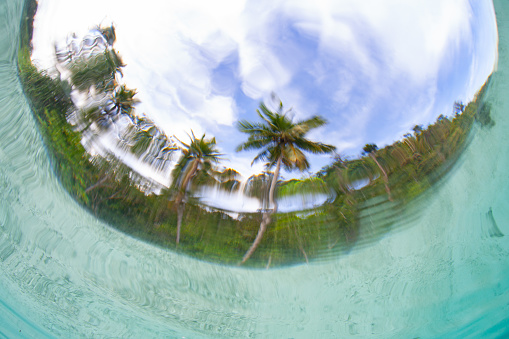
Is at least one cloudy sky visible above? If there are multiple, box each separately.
[32,0,498,180]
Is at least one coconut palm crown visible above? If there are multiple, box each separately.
[172,132,223,196]
[236,102,336,172]
[107,84,139,117]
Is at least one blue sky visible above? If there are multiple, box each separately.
[32,0,498,180]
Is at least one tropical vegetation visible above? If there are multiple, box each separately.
[18,0,494,267]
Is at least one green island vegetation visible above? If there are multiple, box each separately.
[18,0,494,267]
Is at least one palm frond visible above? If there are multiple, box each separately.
[294,138,336,154]
[293,115,327,134]
[251,148,272,166]
[236,137,273,152]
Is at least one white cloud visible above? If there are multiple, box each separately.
[238,45,293,99]
[199,95,237,126]
[333,0,473,82]
[32,0,496,182]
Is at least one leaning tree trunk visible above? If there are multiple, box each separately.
[369,153,393,202]
[175,160,199,245]
[84,174,110,193]
[240,157,281,265]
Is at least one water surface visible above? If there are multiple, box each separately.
[0,0,508,337]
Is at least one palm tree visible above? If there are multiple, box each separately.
[98,24,116,46]
[236,101,336,264]
[412,124,424,136]
[171,132,223,245]
[362,143,393,201]
[453,101,465,116]
[69,48,124,93]
[122,116,177,171]
[80,85,139,133]
[106,85,139,117]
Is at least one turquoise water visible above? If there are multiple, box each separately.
[1,0,509,337]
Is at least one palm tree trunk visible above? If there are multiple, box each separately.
[176,202,185,245]
[369,153,393,202]
[294,228,309,263]
[240,157,281,265]
[175,160,199,245]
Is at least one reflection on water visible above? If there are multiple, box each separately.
[1,0,509,337]
[17,0,497,266]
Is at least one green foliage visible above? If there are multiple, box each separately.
[18,59,73,119]
[277,177,329,198]
[321,76,492,207]
[362,143,378,155]
[69,49,124,92]
[17,0,493,267]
